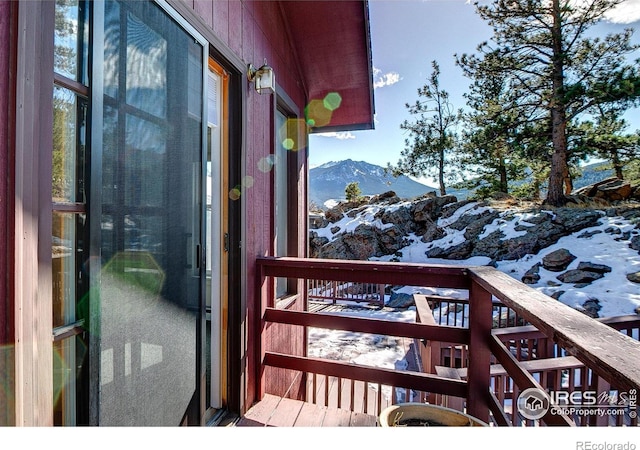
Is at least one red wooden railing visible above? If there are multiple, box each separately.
[256,256,640,426]
[307,279,385,306]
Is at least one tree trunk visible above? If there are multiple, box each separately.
[564,174,573,195]
[438,150,446,196]
[499,156,508,193]
[612,150,624,179]
[545,0,570,207]
[547,148,569,206]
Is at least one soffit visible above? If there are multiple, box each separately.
[280,0,375,132]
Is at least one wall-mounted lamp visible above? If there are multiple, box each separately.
[247,60,275,95]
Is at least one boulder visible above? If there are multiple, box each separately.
[419,222,447,242]
[594,179,633,202]
[316,223,405,260]
[309,232,329,258]
[413,195,458,222]
[542,249,576,272]
[369,191,400,204]
[580,298,602,318]
[426,240,473,260]
[522,263,541,284]
[556,269,604,284]
[576,261,612,274]
[573,177,633,202]
[378,205,415,235]
[577,229,603,239]
[626,272,640,283]
[387,291,414,309]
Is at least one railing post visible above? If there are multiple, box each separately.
[467,279,493,423]
[257,260,267,401]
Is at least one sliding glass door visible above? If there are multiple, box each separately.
[95,0,207,425]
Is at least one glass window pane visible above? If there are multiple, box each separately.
[98,0,203,426]
[102,105,118,205]
[104,0,120,100]
[126,12,167,118]
[275,110,290,298]
[53,86,87,203]
[54,0,89,84]
[53,335,89,426]
[52,212,86,329]
[124,114,165,207]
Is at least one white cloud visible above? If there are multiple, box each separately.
[604,0,640,24]
[316,131,356,140]
[373,67,401,89]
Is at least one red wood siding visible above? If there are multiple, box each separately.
[187,0,309,411]
[0,0,16,426]
[0,0,13,347]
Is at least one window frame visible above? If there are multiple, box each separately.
[273,91,303,308]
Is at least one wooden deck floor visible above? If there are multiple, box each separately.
[235,393,379,427]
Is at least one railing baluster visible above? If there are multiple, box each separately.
[363,382,368,414]
[324,375,329,407]
[312,372,317,404]
[467,279,493,424]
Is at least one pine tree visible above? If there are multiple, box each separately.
[344,182,361,202]
[458,0,640,206]
[388,61,462,196]
[458,51,529,197]
[575,111,640,179]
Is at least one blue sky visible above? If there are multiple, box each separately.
[308,0,640,173]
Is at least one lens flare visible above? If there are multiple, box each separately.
[323,92,342,111]
[258,155,275,173]
[102,251,165,299]
[305,99,332,128]
[282,138,295,150]
[278,118,308,152]
[52,342,70,409]
[229,187,242,200]
[52,338,87,413]
[242,175,254,188]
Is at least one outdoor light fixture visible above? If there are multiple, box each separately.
[247,60,275,95]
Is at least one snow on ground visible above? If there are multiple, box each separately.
[321,201,640,318]
[307,305,417,402]
[307,202,640,396]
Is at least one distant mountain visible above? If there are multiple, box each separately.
[309,159,437,208]
[573,161,614,190]
[309,159,615,209]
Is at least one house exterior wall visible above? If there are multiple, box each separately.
[0,0,16,427]
[1,0,370,425]
[184,0,309,409]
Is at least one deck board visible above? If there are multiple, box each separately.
[350,411,378,427]
[295,402,328,426]
[237,394,281,427]
[266,397,304,426]
[236,394,378,427]
[320,407,352,427]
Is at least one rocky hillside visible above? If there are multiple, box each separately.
[309,178,640,319]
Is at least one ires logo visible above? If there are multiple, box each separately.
[517,388,637,421]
